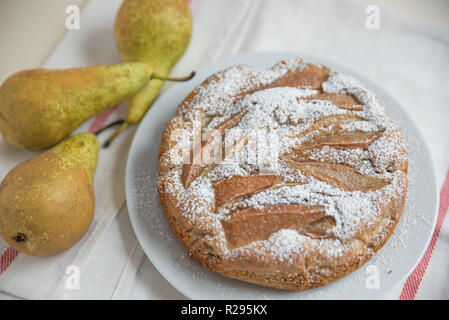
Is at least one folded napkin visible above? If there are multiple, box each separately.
[0,0,448,300]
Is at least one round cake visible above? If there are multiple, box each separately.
[157,58,408,291]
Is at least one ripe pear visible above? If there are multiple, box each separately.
[108,0,192,145]
[0,62,153,150]
[0,133,98,256]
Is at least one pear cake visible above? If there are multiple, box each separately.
[157,58,408,291]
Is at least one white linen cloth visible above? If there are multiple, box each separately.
[0,0,448,299]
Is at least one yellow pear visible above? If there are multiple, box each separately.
[0,133,98,256]
[0,62,153,150]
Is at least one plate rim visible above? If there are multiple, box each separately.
[125,51,439,300]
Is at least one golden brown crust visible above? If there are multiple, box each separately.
[157,58,408,291]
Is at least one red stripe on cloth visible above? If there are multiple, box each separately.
[87,106,118,134]
[0,247,19,276]
[0,108,116,275]
[400,169,449,300]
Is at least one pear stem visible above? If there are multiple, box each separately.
[94,119,125,136]
[151,71,195,82]
[103,122,129,148]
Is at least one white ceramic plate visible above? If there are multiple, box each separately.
[125,52,438,300]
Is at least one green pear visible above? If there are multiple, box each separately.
[0,133,98,256]
[0,62,153,150]
[108,0,192,145]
